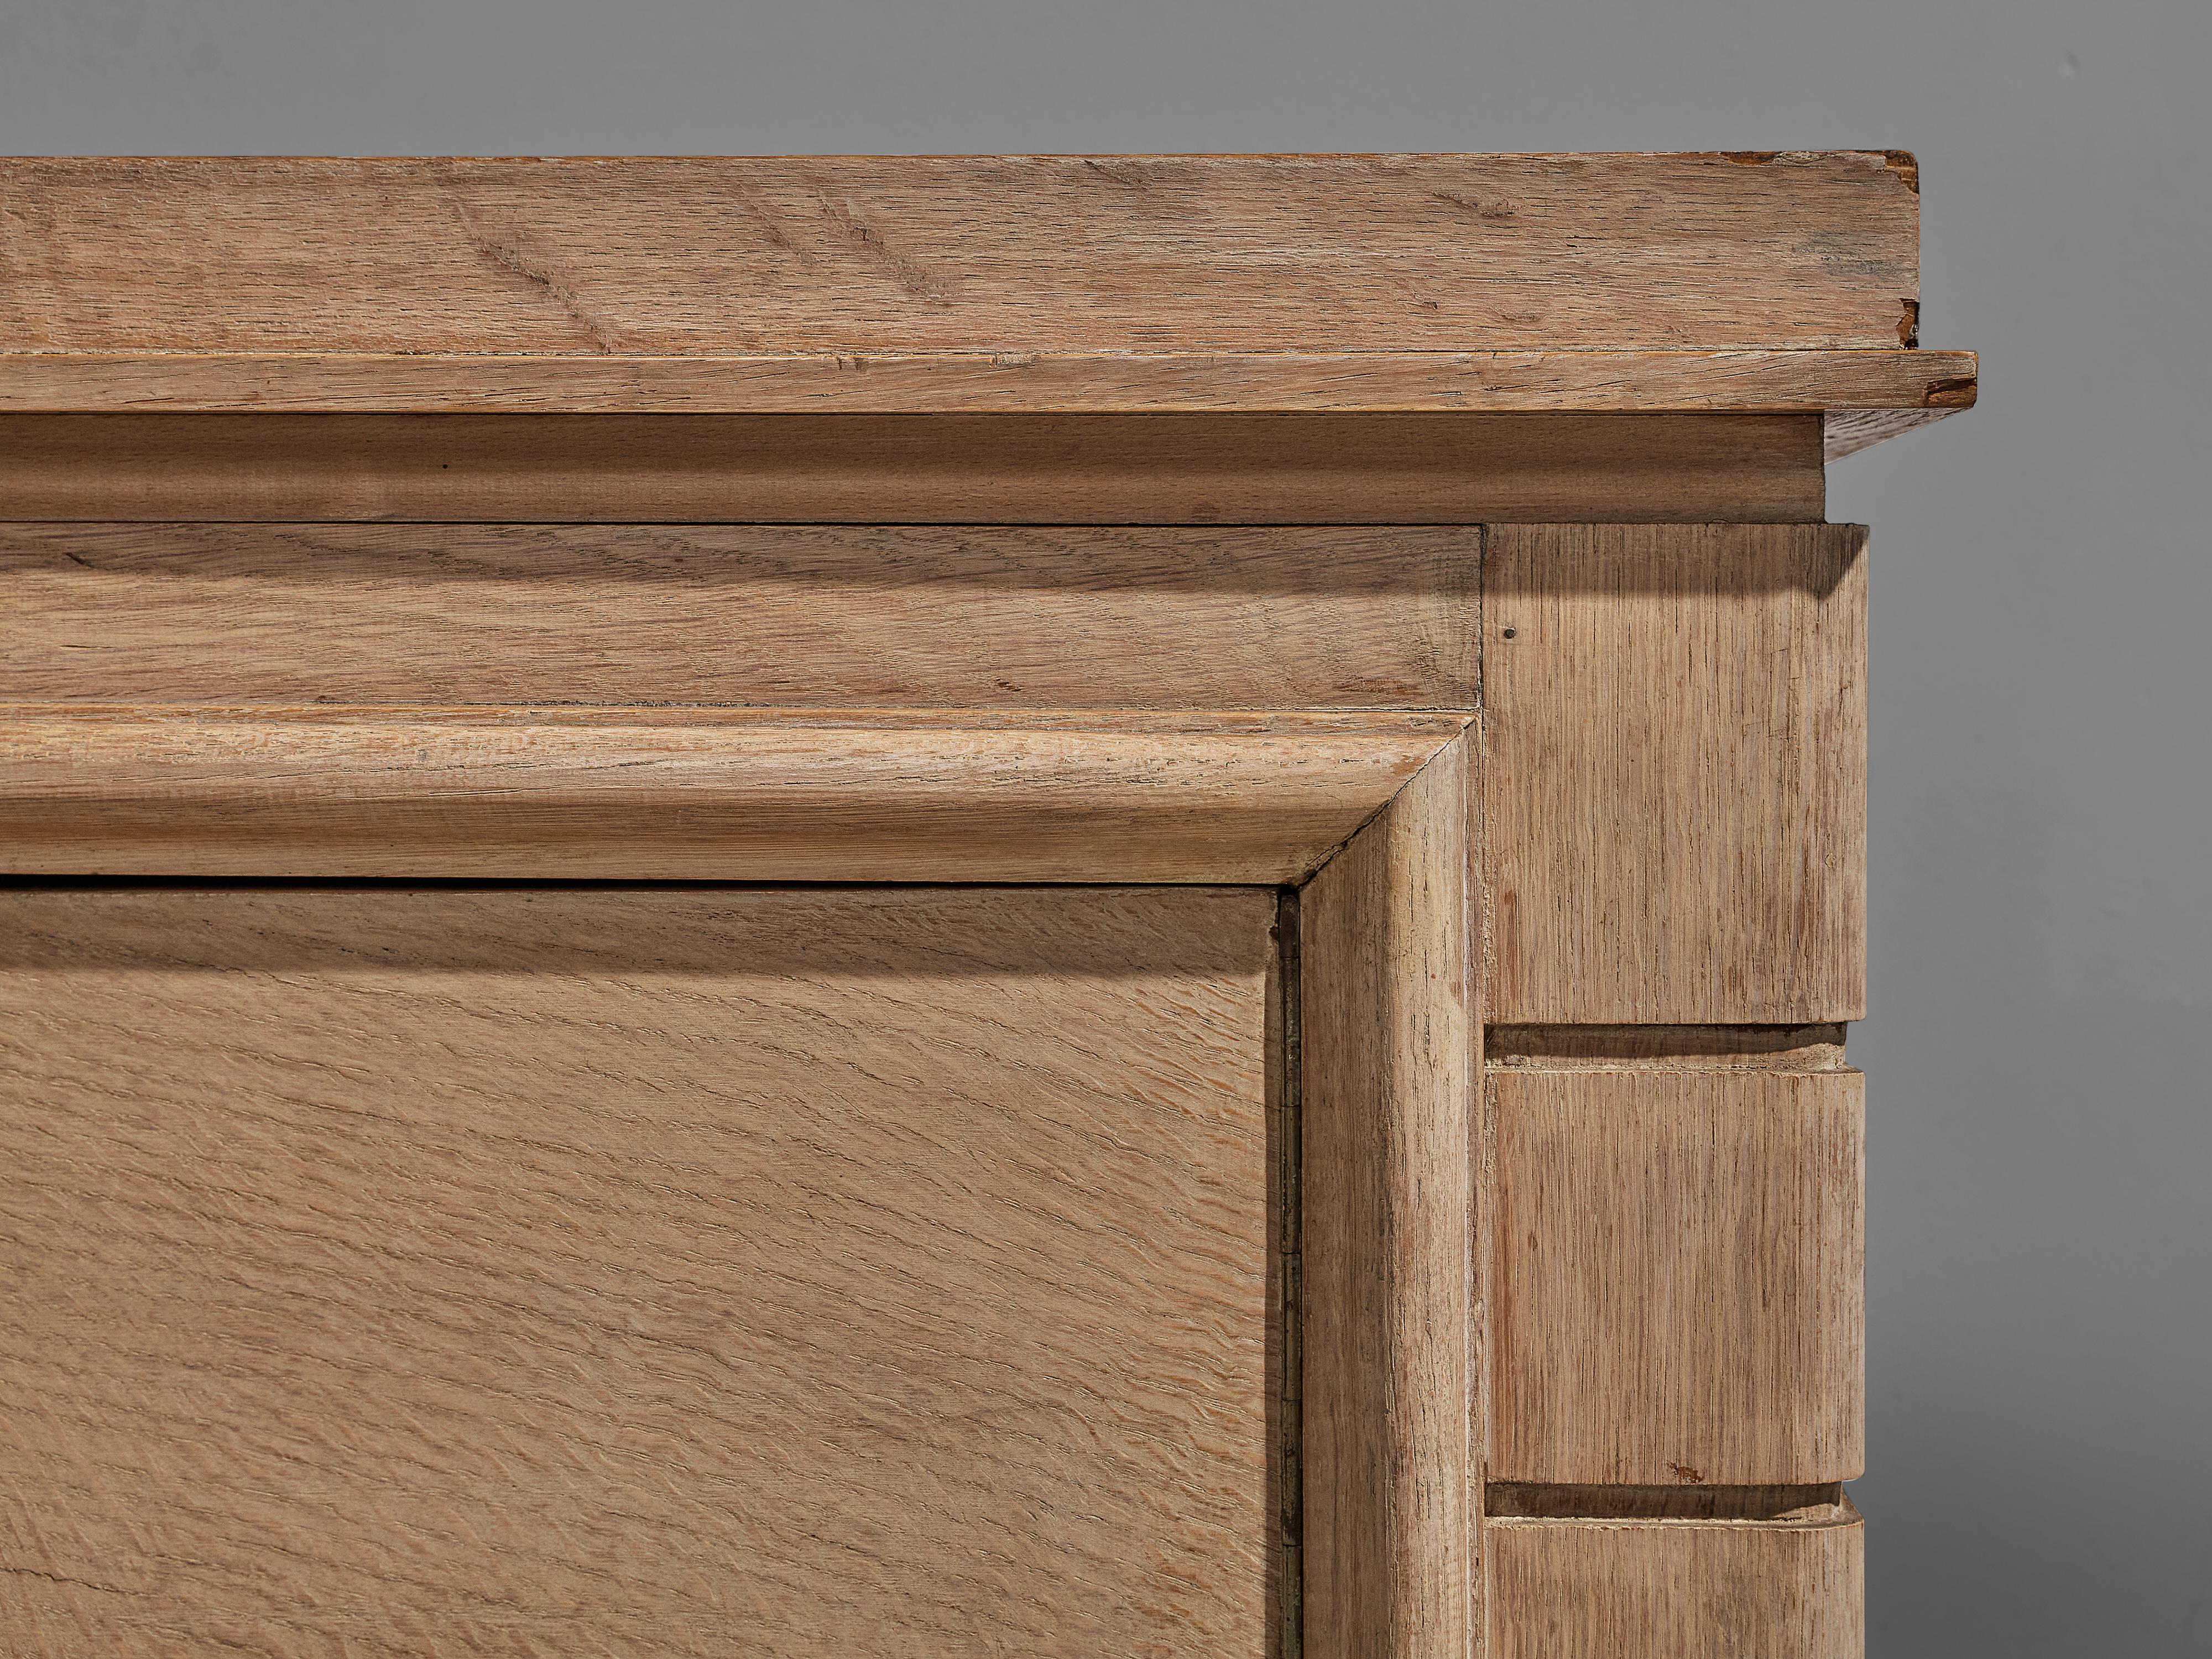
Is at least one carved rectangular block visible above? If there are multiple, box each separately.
[1486,1506,1863,1659]
[1483,523,1867,1023]
[1491,1067,1865,1484]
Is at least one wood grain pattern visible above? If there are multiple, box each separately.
[0,523,1480,711]
[1483,524,1868,1024]
[1300,734,1474,1659]
[0,707,1461,882]
[1485,1024,1849,1071]
[0,413,1825,524]
[0,154,1919,356]
[0,885,1278,1656]
[1824,403,1969,459]
[1491,1068,1865,1485]
[1485,1506,1864,1659]
[0,349,1974,419]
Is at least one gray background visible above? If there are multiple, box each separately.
[3,2,2205,1652]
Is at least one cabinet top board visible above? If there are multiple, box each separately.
[0,153,1973,446]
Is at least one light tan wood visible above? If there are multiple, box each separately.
[1485,1024,1849,1071]
[0,413,1825,524]
[1490,1068,1865,1485]
[1825,403,1967,458]
[0,154,1919,357]
[1483,524,1869,1024]
[1485,1506,1864,1659]
[0,147,1962,1653]
[0,349,1974,419]
[0,884,1279,1655]
[1300,734,1475,1659]
[0,523,1479,710]
[0,706,1461,881]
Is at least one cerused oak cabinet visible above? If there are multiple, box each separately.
[0,153,1974,1656]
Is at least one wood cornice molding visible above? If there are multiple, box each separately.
[0,153,1973,449]
[0,348,1975,423]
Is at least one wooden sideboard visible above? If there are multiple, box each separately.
[0,153,1971,1656]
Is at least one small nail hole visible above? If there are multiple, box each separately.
[1501,627,1517,639]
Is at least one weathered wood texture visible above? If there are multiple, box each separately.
[1485,1506,1864,1659]
[0,524,1480,709]
[0,154,1918,355]
[0,414,1825,523]
[0,349,1974,419]
[1491,1068,1865,1485]
[1300,735,1475,1659]
[1824,404,1965,460]
[0,707,1459,882]
[1483,524,1869,1024]
[0,885,1279,1656]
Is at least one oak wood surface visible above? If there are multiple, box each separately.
[0,413,1825,524]
[1490,1068,1865,1485]
[1484,1024,1849,1072]
[1824,403,1967,458]
[0,349,1974,419]
[1482,523,1869,1024]
[0,885,1277,1656]
[1484,1506,1864,1659]
[0,154,1919,357]
[0,523,1480,710]
[0,706,1461,881]
[1300,734,1474,1659]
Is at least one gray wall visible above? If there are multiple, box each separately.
[4,4,2205,1652]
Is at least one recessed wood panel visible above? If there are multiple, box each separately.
[0,413,1824,523]
[0,523,1479,710]
[1483,524,1867,1024]
[1491,1068,1865,1485]
[0,885,1278,1656]
[0,154,1918,356]
[1486,1508,1863,1659]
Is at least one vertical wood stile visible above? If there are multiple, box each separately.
[1301,733,1477,1658]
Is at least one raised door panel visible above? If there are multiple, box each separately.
[0,885,1281,1657]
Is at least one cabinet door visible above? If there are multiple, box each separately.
[0,885,1285,1656]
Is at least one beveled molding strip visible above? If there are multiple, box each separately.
[1486,1024,1849,1070]
[0,411,1828,524]
[0,704,1464,883]
[0,349,1975,427]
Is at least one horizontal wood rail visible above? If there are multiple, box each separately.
[0,348,1974,424]
[0,706,1462,883]
[0,153,1923,357]
[0,414,1827,524]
